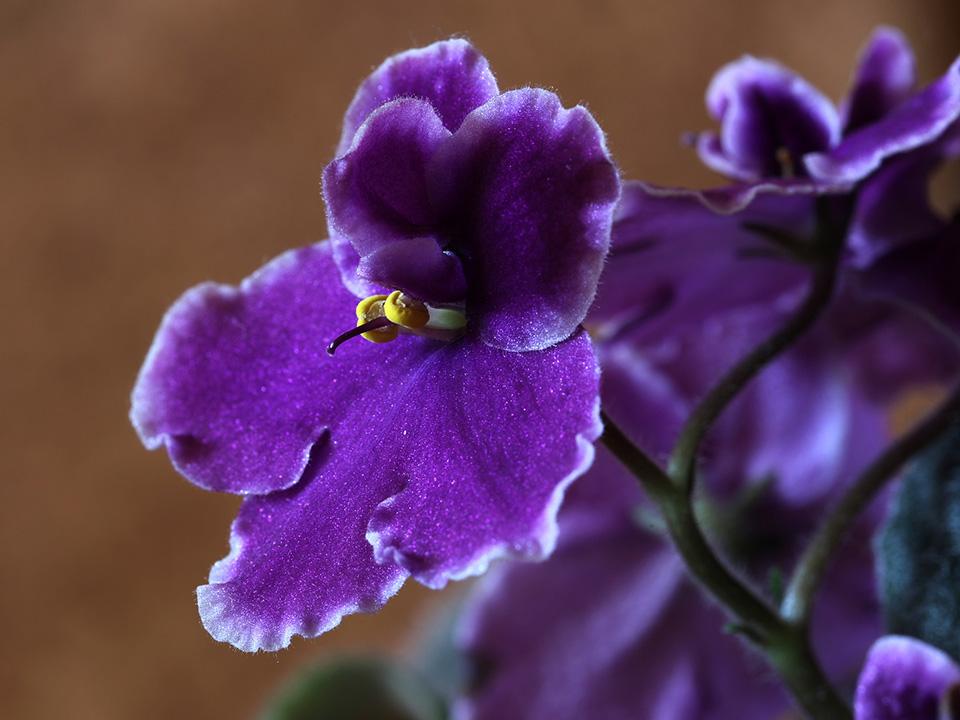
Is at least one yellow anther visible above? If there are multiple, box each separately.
[356,294,389,322]
[354,294,398,344]
[383,291,430,330]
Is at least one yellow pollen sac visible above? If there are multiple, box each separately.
[354,294,398,344]
[383,291,430,330]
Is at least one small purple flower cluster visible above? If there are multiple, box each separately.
[132,29,959,718]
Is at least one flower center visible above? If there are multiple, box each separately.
[326,290,467,355]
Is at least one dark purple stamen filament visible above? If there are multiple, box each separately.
[326,317,394,356]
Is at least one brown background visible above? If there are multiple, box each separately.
[1,1,957,718]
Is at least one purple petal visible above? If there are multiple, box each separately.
[806,57,960,183]
[324,99,472,304]
[456,461,788,720]
[197,441,409,652]
[356,236,467,303]
[810,517,884,686]
[699,56,840,181]
[855,636,960,720]
[432,88,620,352]
[131,242,403,495]
[337,38,499,156]
[366,329,602,588]
[858,222,960,345]
[843,27,917,133]
[136,243,603,649]
[589,181,812,345]
[677,308,889,505]
[846,146,945,268]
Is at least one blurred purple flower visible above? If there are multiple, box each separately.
[855,636,960,720]
[692,27,960,269]
[130,39,619,651]
[595,183,957,418]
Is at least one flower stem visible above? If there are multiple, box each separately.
[782,382,960,625]
[601,415,852,719]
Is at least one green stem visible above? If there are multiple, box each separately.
[783,382,960,624]
[601,412,781,636]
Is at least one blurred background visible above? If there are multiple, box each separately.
[1,0,957,718]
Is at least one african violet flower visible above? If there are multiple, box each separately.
[693,27,960,268]
[130,39,619,651]
[855,636,960,719]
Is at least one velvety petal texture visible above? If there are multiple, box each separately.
[433,88,619,351]
[131,246,390,496]
[325,40,619,353]
[135,243,601,651]
[329,39,499,299]
[336,39,499,156]
[855,636,960,720]
[697,56,840,181]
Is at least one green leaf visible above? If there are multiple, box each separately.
[261,657,447,720]
[877,424,960,661]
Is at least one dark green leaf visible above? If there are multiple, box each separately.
[261,657,447,720]
[877,424,960,661]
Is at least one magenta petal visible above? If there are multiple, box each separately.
[366,330,601,588]
[337,39,499,156]
[433,88,620,352]
[806,57,960,183]
[701,56,840,180]
[855,637,960,720]
[843,27,916,133]
[131,242,404,495]
[197,441,409,652]
[356,237,467,303]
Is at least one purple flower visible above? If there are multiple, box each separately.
[694,27,960,268]
[697,27,959,186]
[130,39,619,651]
[855,636,960,719]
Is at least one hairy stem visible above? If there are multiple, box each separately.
[783,382,960,624]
